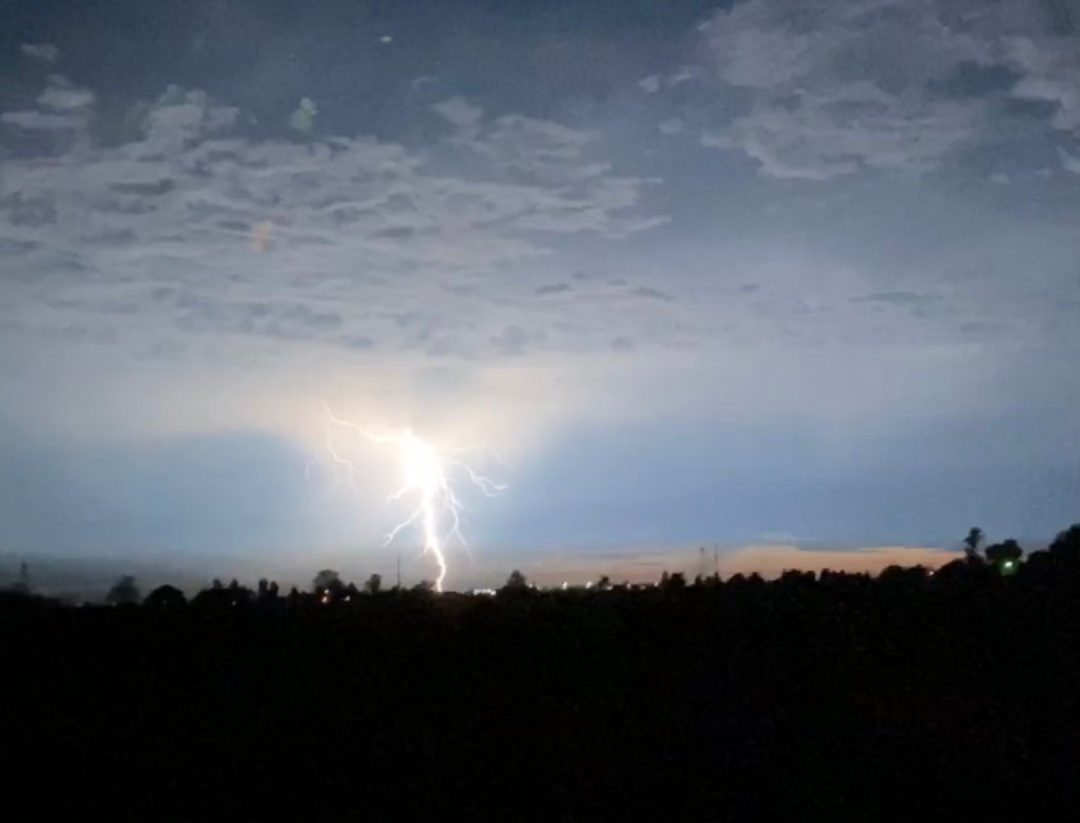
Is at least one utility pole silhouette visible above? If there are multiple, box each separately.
[396,547,401,589]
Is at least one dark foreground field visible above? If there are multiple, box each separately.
[3,547,1080,820]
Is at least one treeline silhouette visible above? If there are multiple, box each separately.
[3,524,1079,819]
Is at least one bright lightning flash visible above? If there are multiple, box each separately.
[320,402,505,592]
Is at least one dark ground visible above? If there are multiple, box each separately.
[3,555,1079,821]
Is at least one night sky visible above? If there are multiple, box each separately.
[1,0,1079,588]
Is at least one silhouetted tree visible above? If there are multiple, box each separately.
[779,569,816,586]
[879,564,906,582]
[878,564,929,591]
[365,573,383,595]
[11,519,1080,820]
[252,579,280,605]
[1049,524,1080,569]
[144,584,187,610]
[660,571,687,591]
[497,569,534,603]
[985,539,1023,573]
[193,580,252,611]
[504,570,528,590]
[106,575,140,606]
[936,557,972,585]
[597,575,612,591]
[963,527,984,563]
[313,569,343,594]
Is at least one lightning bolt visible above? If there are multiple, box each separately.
[318,402,506,592]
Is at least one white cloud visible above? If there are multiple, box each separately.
[1,110,85,131]
[669,66,698,86]
[0,77,671,386]
[432,97,484,132]
[21,43,60,63]
[657,117,684,136]
[703,88,984,179]
[38,76,96,112]
[2,51,1073,460]
[138,86,240,153]
[638,75,661,94]
[1059,147,1080,175]
[1,75,95,133]
[288,97,318,134]
[696,0,1079,180]
[1003,35,1080,134]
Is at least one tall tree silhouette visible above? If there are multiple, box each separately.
[963,527,984,562]
[106,575,140,606]
[504,570,528,590]
[497,569,532,602]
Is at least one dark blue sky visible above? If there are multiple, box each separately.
[1,0,1079,587]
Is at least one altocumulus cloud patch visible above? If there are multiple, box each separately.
[0,71,673,368]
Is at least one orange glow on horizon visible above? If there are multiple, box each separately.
[513,544,956,588]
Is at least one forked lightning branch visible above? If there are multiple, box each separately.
[316,402,506,591]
